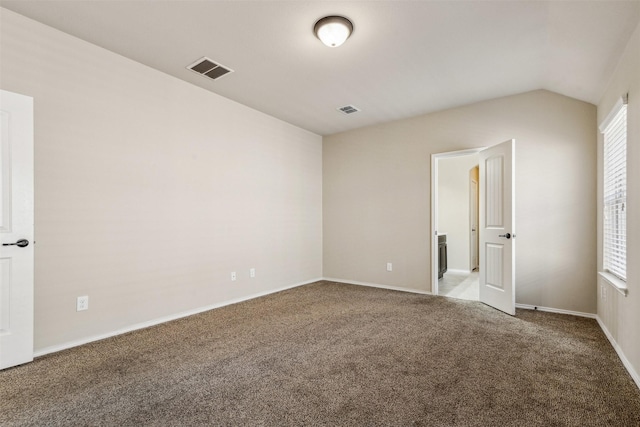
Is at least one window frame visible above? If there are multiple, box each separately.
[599,94,628,295]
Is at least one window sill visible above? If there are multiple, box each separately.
[599,272,628,296]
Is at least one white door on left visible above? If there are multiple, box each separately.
[0,90,34,370]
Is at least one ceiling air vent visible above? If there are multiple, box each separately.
[187,57,233,81]
[337,105,360,115]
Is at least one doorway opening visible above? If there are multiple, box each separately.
[431,148,483,301]
[432,141,516,315]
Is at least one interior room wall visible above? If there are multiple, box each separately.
[324,89,597,314]
[437,154,479,272]
[0,9,323,353]
[597,19,640,386]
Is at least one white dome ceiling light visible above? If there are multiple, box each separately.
[314,16,354,48]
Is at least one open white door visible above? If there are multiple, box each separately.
[0,90,34,369]
[479,139,515,315]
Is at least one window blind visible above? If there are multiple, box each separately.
[601,99,627,281]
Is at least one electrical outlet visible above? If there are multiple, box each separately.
[76,295,89,312]
[231,272,237,281]
[601,284,607,300]
[250,268,256,278]
[386,262,393,272]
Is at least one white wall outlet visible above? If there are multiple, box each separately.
[76,295,89,312]
[601,284,607,300]
[250,268,256,278]
[231,271,237,281]
[386,262,393,272]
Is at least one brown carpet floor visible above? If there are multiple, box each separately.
[1,281,639,426]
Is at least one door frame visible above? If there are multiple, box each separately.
[469,169,479,272]
[431,148,485,295]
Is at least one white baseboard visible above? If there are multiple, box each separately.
[34,278,323,358]
[515,303,596,319]
[35,277,639,394]
[596,316,640,391]
[322,277,432,295]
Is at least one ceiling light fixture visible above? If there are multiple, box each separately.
[314,15,353,48]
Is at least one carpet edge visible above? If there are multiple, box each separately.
[322,277,432,295]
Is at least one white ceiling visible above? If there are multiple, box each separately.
[2,1,639,136]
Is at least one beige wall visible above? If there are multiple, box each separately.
[324,90,597,314]
[437,154,479,272]
[0,9,323,352]
[597,19,640,385]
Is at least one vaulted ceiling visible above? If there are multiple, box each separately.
[2,1,639,135]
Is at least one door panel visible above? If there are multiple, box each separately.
[485,155,504,227]
[0,258,11,331]
[1,111,10,231]
[485,243,504,290]
[479,140,515,315]
[0,90,34,370]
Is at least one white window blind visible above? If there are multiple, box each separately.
[600,96,627,281]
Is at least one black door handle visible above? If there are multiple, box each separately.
[2,239,29,247]
[498,233,511,239]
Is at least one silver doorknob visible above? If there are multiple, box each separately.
[2,239,29,247]
[498,233,511,239]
